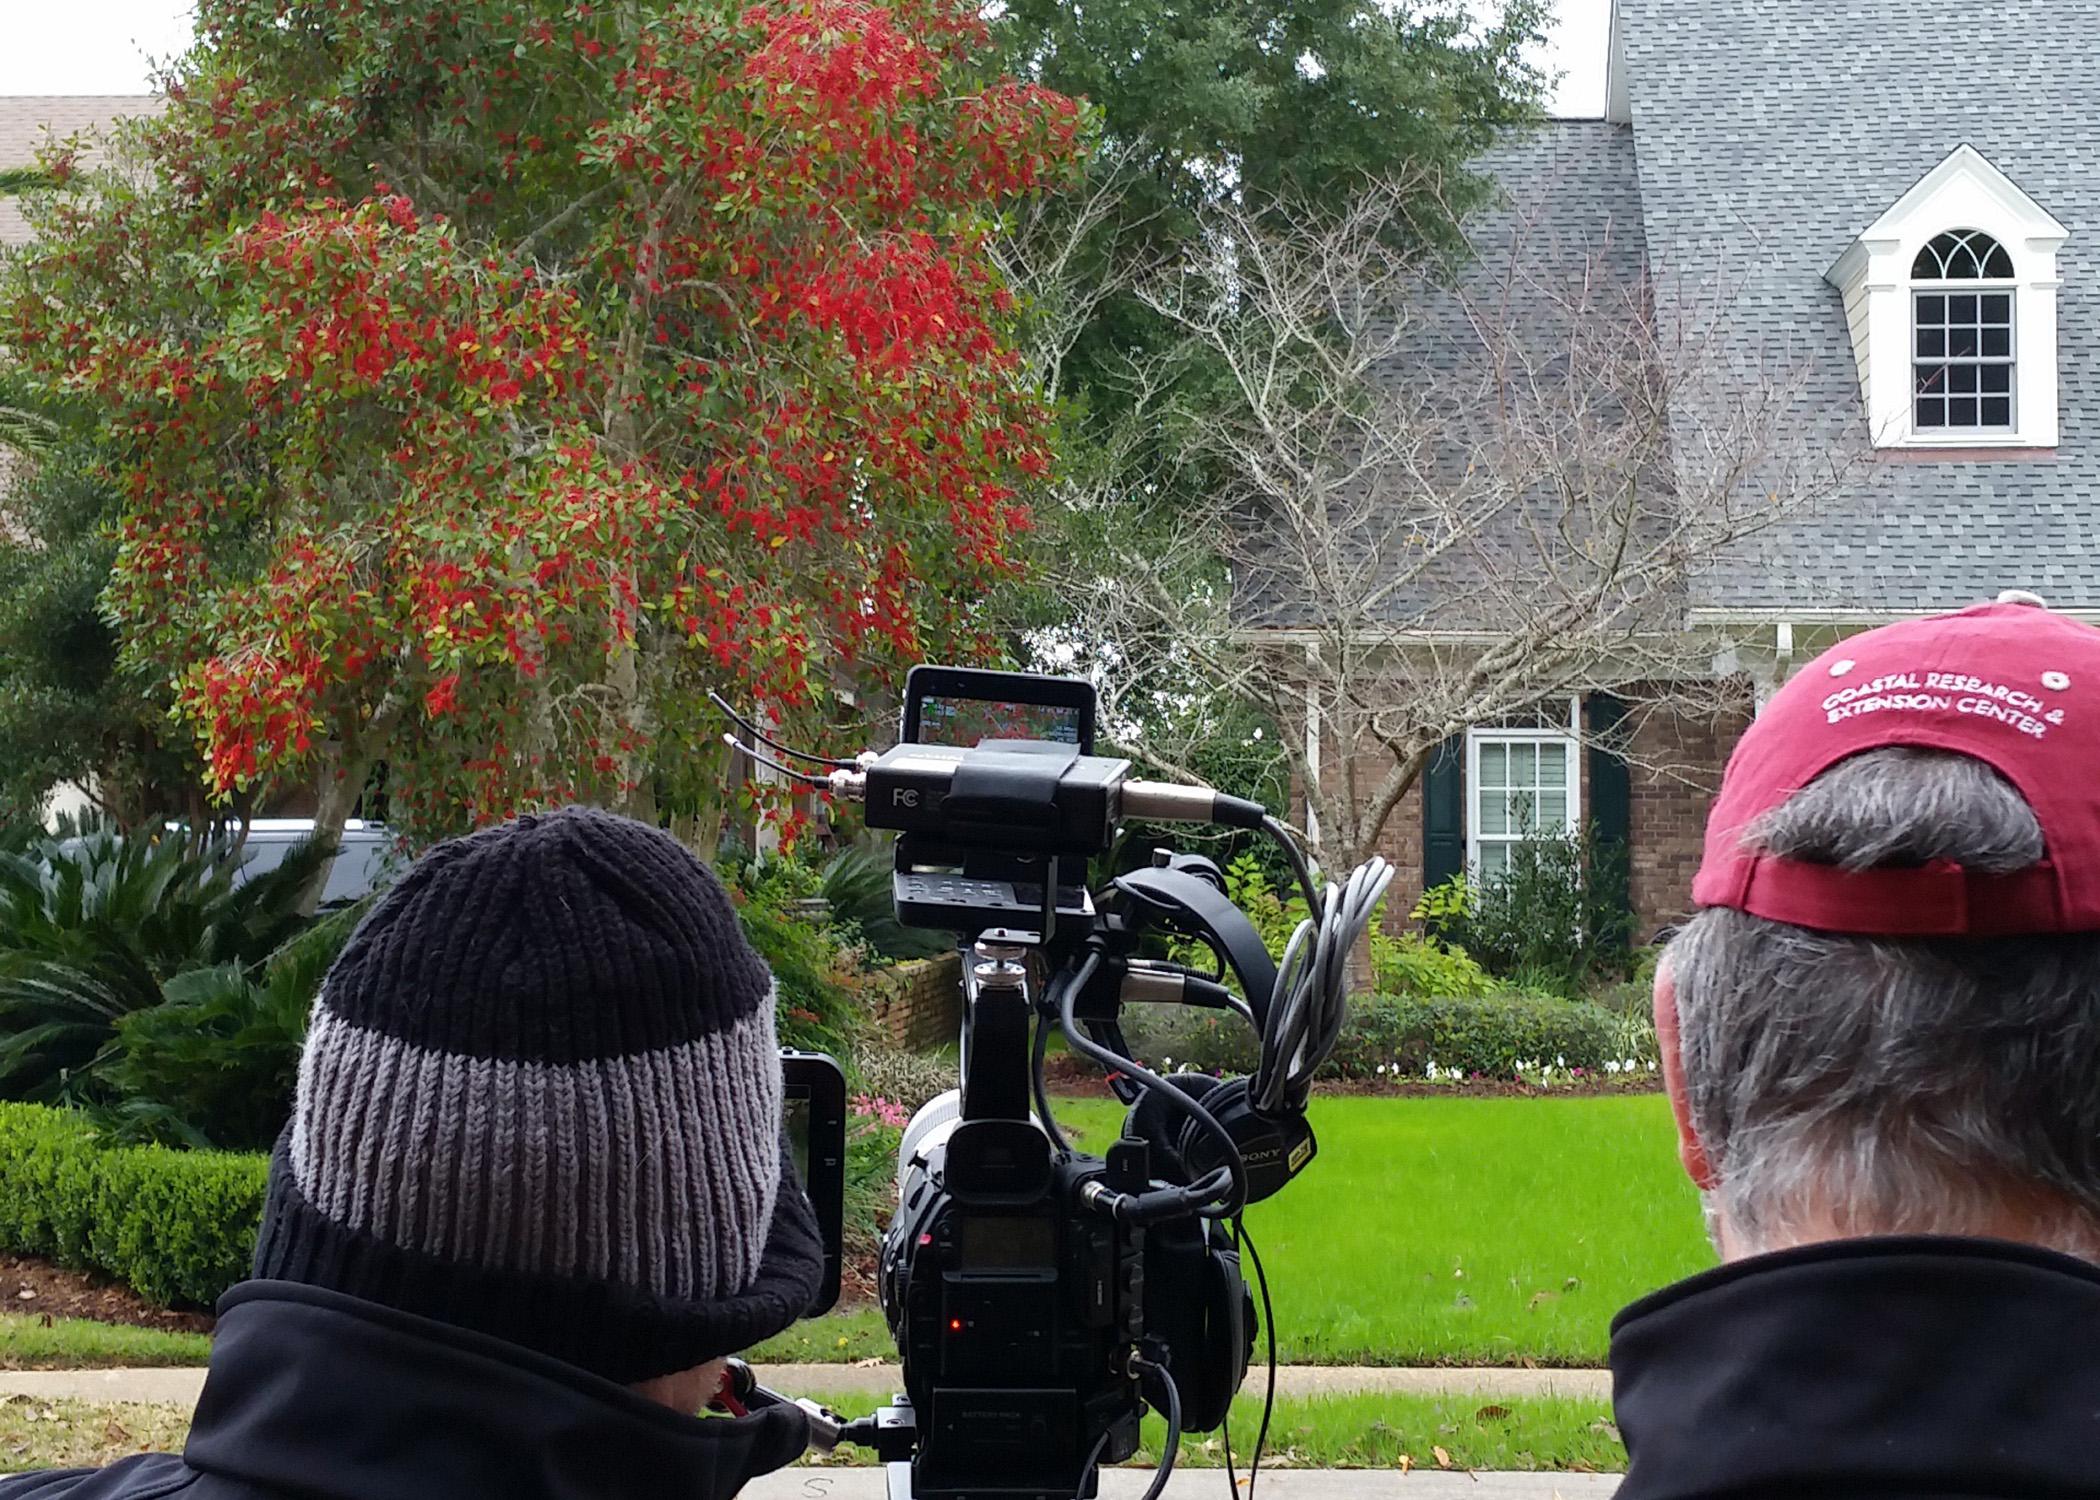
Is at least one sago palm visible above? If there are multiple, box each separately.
[0,826,332,1101]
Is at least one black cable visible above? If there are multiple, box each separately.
[1255,852,1392,1115]
[1238,1219,1278,1500]
[1032,980,1073,1159]
[1263,814,1319,916]
[708,690,860,768]
[718,733,839,790]
[1060,950,1249,1217]
[1072,1426,1114,1500]
[1131,1356,1183,1500]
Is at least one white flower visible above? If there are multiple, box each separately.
[1605,1060,1621,1075]
[1624,1058,1641,1072]
[1162,1056,1174,1070]
[1555,1054,1566,1069]
[1425,1059,1440,1080]
[1376,1064,1388,1076]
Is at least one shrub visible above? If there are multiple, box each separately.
[850,1041,955,1114]
[1122,989,1624,1083]
[843,1101,906,1262]
[1418,824,1636,994]
[1375,992,1620,1079]
[1370,930,1492,1000]
[0,825,331,1104]
[0,1102,265,1308]
[820,844,949,962]
[727,855,871,1057]
[86,902,364,1152]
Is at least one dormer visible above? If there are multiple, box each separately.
[1826,146,2068,451]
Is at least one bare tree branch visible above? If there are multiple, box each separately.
[1042,170,1862,869]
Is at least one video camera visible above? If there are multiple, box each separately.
[725,667,1392,1500]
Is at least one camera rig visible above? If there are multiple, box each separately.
[713,669,1391,1500]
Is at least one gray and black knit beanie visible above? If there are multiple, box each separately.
[250,806,823,1383]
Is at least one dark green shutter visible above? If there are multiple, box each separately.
[1586,694,1632,850]
[1585,694,1634,941]
[1422,734,1466,891]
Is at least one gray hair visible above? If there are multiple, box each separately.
[1667,748,2100,1259]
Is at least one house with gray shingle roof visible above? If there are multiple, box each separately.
[1261,0,2100,932]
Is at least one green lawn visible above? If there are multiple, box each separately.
[1,1094,1709,1372]
[0,1316,210,1369]
[1049,1092,1712,1366]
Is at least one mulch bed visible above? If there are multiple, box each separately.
[0,1256,213,1335]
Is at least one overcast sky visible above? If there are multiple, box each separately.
[0,0,1615,115]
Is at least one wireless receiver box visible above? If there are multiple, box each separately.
[861,742,1131,856]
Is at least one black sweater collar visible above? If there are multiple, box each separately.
[185,1281,809,1500]
[1610,1236,2100,1498]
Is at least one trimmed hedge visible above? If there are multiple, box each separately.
[0,1103,266,1308]
[1123,990,1625,1082]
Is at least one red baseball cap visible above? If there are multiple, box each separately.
[1692,594,2100,936]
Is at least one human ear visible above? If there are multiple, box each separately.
[1654,958,1718,1191]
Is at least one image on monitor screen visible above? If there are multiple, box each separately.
[918,695,1083,748]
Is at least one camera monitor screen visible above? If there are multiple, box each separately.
[782,1051,847,1316]
[901,665,1096,753]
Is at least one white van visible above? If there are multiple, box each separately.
[231,819,398,908]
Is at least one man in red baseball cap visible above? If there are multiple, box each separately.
[1610,592,2100,1499]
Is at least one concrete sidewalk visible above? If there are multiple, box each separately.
[0,1364,1613,1405]
[747,1473,1618,1498]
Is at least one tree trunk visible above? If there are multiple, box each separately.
[295,698,401,917]
[298,753,363,918]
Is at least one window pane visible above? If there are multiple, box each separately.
[1916,327,1946,357]
[1981,396,2013,427]
[1509,792,1537,832]
[1916,293,1946,321]
[1536,743,1567,782]
[1981,363,2012,394]
[1949,294,1978,322]
[1948,365,1978,395]
[1916,363,1946,394]
[1478,742,1506,787]
[1477,843,1509,879]
[1982,292,2012,322]
[1980,326,2010,358]
[1984,244,2014,277]
[1536,789,1569,828]
[1478,792,1507,836]
[1916,395,1947,427]
[1949,397,1980,426]
[1509,743,1536,783]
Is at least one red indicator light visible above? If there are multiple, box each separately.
[919,1233,935,1247]
[948,1318,963,1332]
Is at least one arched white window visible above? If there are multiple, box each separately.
[1825,147,2067,450]
[1912,230,2016,433]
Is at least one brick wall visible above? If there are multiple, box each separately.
[1307,689,1751,941]
[1623,688,1752,937]
[866,952,963,1050]
[1308,755,1430,913]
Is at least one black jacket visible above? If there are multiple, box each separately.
[0,1281,811,1500]
[1612,1236,2100,1498]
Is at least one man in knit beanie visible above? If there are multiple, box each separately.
[0,807,826,1500]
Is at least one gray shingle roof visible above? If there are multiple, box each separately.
[1618,0,2100,612]
[0,96,162,247]
[1240,120,1651,629]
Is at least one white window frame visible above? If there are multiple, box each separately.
[1465,696,1581,881]
[1825,146,2067,451]
[1911,268,2017,436]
